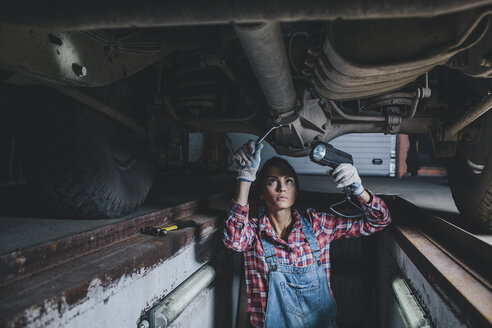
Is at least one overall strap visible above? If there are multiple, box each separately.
[300,215,322,266]
[261,232,279,271]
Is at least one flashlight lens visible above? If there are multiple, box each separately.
[312,144,326,162]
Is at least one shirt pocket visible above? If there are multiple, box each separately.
[280,278,322,317]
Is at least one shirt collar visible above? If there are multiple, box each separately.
[259,208,303,243]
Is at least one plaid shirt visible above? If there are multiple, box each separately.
[223,190,391,328]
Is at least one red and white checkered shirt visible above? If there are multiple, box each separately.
[223,190,391,328]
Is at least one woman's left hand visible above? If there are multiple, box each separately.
[331,163,365,196]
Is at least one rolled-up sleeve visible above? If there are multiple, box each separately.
[356,189,392,229]
[310,189,392,241]
[223,200,257,252]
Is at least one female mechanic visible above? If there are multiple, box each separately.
[223,140,391,328]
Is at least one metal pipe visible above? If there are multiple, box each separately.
[328,100,386,122]
[404,86,431,119]
[162,96,259,123]
[364,84,431,120]
[445,92,492,138]
[367,92,416,102]
[52,86,147,136]
[273,117,433,156]
[392,277,431,328]
[149,265,216,328]
[234,22,296,114]
[448,11,492,50]
[405,97,420,119]
[367,98,414,108]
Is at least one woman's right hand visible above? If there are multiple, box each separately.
[233,140,263,182]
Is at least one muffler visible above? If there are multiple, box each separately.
[234,22,297,114]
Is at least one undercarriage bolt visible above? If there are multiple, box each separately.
[72,63,87,77]
[417,87,431,99]
[138,320,150,328]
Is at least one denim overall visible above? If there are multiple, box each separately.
[262,215,337,328]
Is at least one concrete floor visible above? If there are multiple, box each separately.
[299,175,458,215]
[0,174,484,255]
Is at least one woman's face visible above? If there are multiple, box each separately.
[260,165,297,211]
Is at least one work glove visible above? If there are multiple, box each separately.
[332,163,365,196]
[233,140,263,182]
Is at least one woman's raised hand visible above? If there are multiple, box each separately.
[233,140,263,182]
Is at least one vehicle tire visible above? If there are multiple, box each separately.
[447,110,492,232]
[23,87,155,218]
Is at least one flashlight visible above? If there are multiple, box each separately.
[309,142,354,168]
[310,142,364,218]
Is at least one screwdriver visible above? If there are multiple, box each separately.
[255,123,281,145]
[141,221,196,236]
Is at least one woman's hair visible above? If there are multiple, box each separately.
[255,157,300,196]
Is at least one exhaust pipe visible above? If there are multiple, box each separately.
[234,22,297,114]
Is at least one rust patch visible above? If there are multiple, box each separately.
[14,256,26,265]
[63,280,92,307]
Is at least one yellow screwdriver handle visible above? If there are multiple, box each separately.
[162,225,178,231]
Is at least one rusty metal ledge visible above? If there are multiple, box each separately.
[0,209,226,327]
[388,200,492,327]
[0,192,228,287]
[387,197,492,287]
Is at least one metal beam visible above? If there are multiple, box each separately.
[52,86,147,136]
[1,1,492,29]
[444,92,492,141]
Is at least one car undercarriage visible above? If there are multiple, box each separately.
[1,1,491,230]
